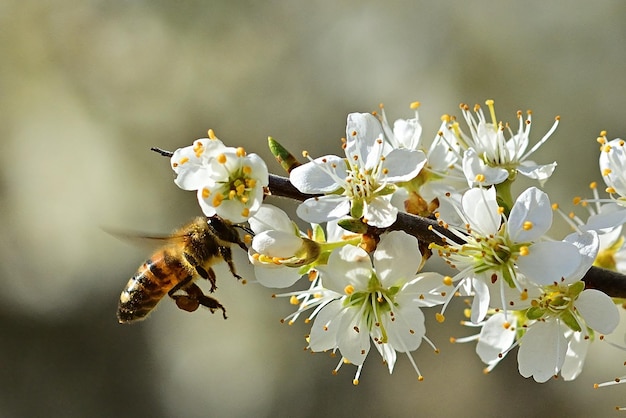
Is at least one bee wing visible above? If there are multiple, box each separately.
[103,227,187,249]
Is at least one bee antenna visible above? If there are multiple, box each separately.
[151,147,174,158]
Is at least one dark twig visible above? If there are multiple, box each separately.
[153,147,626,298]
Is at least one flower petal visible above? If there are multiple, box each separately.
[476,313,516,365]
[363,196,398,227]
[462,187,500,236]
[575,289,620,334]
[516,241,581,286]
[309,300,343,352]
[296,196,350,224]
[253,264,303,288]
[337,307,371,366]
[508,187,552,242]
[561,332,589,381]
[374,231,420,286]
[248,204,294,234]
[290,155,346,194]
[381,149,426,182]
[518,320,567,383]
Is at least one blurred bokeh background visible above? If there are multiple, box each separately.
[2,0,626,416]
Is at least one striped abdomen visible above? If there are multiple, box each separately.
[117,250,190,323]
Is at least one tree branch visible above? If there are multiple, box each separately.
[267,173,626,299]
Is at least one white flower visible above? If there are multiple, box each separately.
[599,136,626,207]
[247,205,315,288]
[290,113,427,227]
[516,231,619,382]
[293,231,446,383]
[170,131,269,223]
[379,103,467,208]
[452,100,558,187]
[432,186,582,323]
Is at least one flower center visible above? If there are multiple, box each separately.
[343,274,400,344]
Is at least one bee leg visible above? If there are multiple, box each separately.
[183,252,219,292]
[219,246,243,281]
[171,283,227,319]
[195,266,218,293]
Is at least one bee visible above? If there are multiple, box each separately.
[117,216,248,324]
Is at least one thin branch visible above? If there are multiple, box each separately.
[151,147,626,298]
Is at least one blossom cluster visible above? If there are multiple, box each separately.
[163,101,626,398]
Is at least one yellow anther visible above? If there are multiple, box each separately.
[344,284,355,295]
[236,147,246,157]
[520,289,528,301]
[178,157,189,166]
[552,203,559,210]
[241,207,250,218]
[290,296,299,305]
[497,206,505,214]
[589,181,597,189]
[572,197,581,205]
[201,188,211,199]
[443,276,453,286]
[607,187,616,194]
[603,168,612,176]
[503,321,511,329]
[410,101,420,109]
[242,165,252,175]
[212,192,224,207]
[435,313,445,323]
[519,246,529,256]
[208,129,217,139]
[475,174,486,183]
[523,221,533,231]
[217,153,227,164]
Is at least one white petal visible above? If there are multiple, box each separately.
[584,205,626,233]
[337,308,371,366]
[253,264,303,288]
[516,241,581,286]
[248,204,294,234]
[518,320,567,383]
[575,289,620,334]
[362,196,398,227]
[462,148,509,186]
[251,230,302,257]
[470,279,490,324]
[381,149,427,182]
[561,332,589,381]
[384,302,425,352]
[476,313,516,364]
[400,273,447,307]
[289,155,346,194]
[296,196,350,224]
[563,231,599,282]
[309,300,344,352]
[517,161,557,184]
[508,187,552,242]
[374,231,420,287]
[462,187,500,236]
[318,245,372,293]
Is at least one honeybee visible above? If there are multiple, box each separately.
[117,216,248,324]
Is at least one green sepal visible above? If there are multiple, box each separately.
[350,199,364,220]
[569,280,585,298]
[560,310,582,332]
[337,217,368,234]
[526,306,545,320]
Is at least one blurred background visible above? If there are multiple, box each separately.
[2,0,626,416]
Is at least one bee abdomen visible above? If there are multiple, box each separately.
[117,255,187,323]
